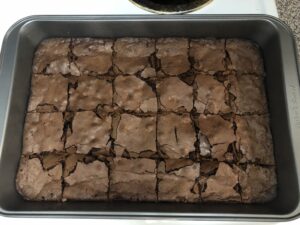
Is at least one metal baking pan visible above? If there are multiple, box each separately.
[0,15,300,221]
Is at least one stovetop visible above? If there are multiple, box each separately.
[0,0,277,49]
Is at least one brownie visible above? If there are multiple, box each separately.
[18,37,276,203]
[110,158,157,201]
[200,160,219,176]
[140,67,156,79]
[164,159,194,172]
[28,74,68,112]
[41,152,66,170]
[156,38,190,75]
[69,76,113,111]
[63,153,85,177]
[228,74,267,114]
[65,111,112,154]
[33,38,80,76]
[190,39,226,73]
[16,157,62,200]
[23,112,64,154]
[201,162,240,202]
[72,38,113,75]
[158,160,199,202]
[157,113,196,158]
[156,38,190,76]
[239,165,276,202]
[114,114,156,157]
[63,161,108,200]
[199,115,235,160]
[226,39,264,75]
[157,77,193,112]
[114,38,155,75]
[194,74,231,114]
[235,115,275,165]
[114,75,157,112]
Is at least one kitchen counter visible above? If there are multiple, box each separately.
[276,0,300,61]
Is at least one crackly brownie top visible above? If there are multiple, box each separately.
[68,76,113,111]
[63,161,108,200]
[33,38,81,76]
[23,112,64,154]
[199,114,235,146]
[157,76,193,112]
[190,39,226,73]
[28,74,68,112]
[18,37,276,204]
[65,111,112,154]
[16,157,62,200]
[228,74,267,114]
[194,73,231,114]
[156,38,190,75]
[226,39,264,75]
[110,158,157,201]
[64,161,108,186]
[235,115,274,165]
[201,162,240,202]
[239,164,277,202]
[198,114,236,161]
[114,75,157,112]
[72,38,113,75]
[114,38,155,75]
[33,38,71,74]
[157,113,196,158]
[114,114,156,157]
[73,38,113,56]
[158,160,200,202]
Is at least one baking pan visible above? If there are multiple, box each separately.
[0,15,300,221]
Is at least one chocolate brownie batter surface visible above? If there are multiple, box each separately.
[17,37,276,203]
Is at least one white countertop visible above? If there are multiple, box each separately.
[0,0,296,224]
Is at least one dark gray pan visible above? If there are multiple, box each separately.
[0,15,300,221]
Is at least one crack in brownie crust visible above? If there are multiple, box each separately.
[17,37,276,203]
